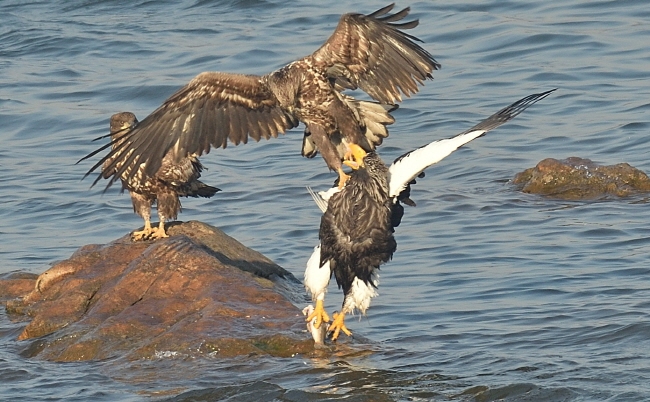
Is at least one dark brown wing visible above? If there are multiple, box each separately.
[312,4,441,104]
[81,72,298,190]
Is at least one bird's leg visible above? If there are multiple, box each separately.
[149,220,168,240]
[343,147,353,162]
[131,193,155,241]
[337,167,351,189]
[328,311,352,341]
[149,210,169,240]
[306,299,331,329]
[132,215,154,241]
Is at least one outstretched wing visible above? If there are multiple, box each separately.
[312,4,441,104]
[389,89,557,198]
[80,72,298,190]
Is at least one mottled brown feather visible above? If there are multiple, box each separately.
[311,5,439,104]
[80,5,439,191]
[105,112,220,233]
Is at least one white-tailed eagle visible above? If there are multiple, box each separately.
[104,112,220,240]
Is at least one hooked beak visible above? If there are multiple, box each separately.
[342,143,367,170]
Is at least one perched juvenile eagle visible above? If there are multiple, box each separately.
[79,4,440,191]
[304,89,556,340]
[105,112,220,240]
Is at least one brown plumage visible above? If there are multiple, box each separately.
[80,4,440,191]
[105,112,220,240]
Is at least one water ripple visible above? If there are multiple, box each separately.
[2,0,650,400]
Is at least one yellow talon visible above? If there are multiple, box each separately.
[343,148,353,163]
[306,299,330,329]
[342,160,359,170]
[132,221,154,241]
[131,221,168,241]
[150,222,168,239]
[328,311,352,341]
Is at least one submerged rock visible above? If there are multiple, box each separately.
[1,221,314,361]
[512,157,650,200]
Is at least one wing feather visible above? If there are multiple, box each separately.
[389,89,557,197]
[196,98,214,153]
[312,4,441,104]
[366,3,395,18]
[247,111,261,142]
[255,114,269,141]
[80,72,297,190]
[228,106,244,145]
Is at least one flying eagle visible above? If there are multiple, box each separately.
[104,112,220,240]
[79,4,440,193]
[304,89,556,340]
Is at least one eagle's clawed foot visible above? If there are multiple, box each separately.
[131,222,168,241]
[306,299,331,329]
[150,223,169,240]
[131,222,154,241]
[336,168,351,189]
[328,311,352,341]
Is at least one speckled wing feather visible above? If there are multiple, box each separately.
[301,95,397,159]
[81,72,298,189]
[312,3,441,104]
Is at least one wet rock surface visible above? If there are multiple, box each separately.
[512,157,650,200]
[1,221,314,361]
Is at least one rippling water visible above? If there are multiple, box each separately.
[2,0,650,400]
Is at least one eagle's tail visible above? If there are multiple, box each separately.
[194,182,221,198]
[345,96,397,149]
[180,181,221,198]
[300,95,398,158]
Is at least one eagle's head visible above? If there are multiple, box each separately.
[342,143,390,201]
[109,112,138,135]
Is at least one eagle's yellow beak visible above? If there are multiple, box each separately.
[342,143,367,170]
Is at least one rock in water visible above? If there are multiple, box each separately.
[513,157,650,200]
[1,221,314,361]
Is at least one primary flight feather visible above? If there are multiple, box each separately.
[79,4,440,194]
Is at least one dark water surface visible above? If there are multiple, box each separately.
[2,0,650,400]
